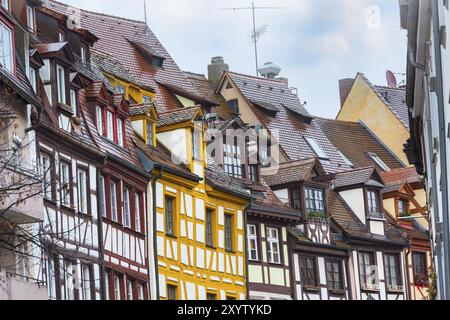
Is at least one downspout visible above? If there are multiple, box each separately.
[345,249,353,300]
[151,169,163,300]
[431,0,450,299]
[243,203,252,300]
[96,160,107,300]
[404,246,412,300]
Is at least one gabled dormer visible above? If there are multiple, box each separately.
[86,81,129,148]
[156,106,205,177]
[334,167,386,236]
[130,103,159,148]
[0,6,15,76]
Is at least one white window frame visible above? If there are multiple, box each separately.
[65,261,74,300]
[117,118,124,147]
[110,181,118,222]
[41,153,52,200]
[82,265,91,300]
[0,21,13,73]
[26,5,35,32]
[135,193,141,232]
[1,0,10,10]
[70,89,77,115]
[305,137,329,159]
[107,111,114,141]
[29,67,37,92]
[78,168,88,214]
[247,225,259,261]
[56,64,66,104]
[138,284,144,300]
[267,227,281,264]
[104,273,110,300]
[81,46,87,63]
[127,280,133,300]
[99,175,106,217]
[96,106,103,134]
[114,275,121,300]
[60,161,71,207]
[123,187,131,228]
[368,152,390,171]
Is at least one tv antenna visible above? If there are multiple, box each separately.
[221,2,287,76]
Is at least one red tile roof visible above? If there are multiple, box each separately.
[379,167,422,186]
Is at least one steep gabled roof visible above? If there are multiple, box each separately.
[223,71,353,174]
[315,118,405,171]
[42,0,199,114]
[261,158,327,187]
[157,106,203,128]
[334,167,384,189]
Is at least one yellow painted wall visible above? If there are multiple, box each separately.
[337,75,410,165]
[105,74,155,104]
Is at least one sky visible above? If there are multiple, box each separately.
[60,0,407,118]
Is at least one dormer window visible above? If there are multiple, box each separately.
[305,137,329,160]
[56,64,66,104]
[1,0,9,10]
[143,95,152,104]
[70,89,78,115]
[368,152,390,171]
[58,31,66,42]
[97,104,127,147]
[367,190,382,218]
[305,187,325,217]
[223,140,243,178]
[0,21,13,73]
[81,45,88,63]
[289,188,302,210]
[106,111,114,140]
[192,129,201,161]
[248,164,258,183]
[26,6,35,32]
[29,68,37,93]
[146,121,154,147]
[96,106,104,134]
[397,199,409,217]
[116,85,126,95]
[117,118,124,147]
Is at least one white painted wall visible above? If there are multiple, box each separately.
[339,189,366,224]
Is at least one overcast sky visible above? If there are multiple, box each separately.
[61,0,407,118]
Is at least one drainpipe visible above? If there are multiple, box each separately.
[431,0,450,300]
[151,170,163,300]
[345,249,353,300]
[243,203,252,300]
[97,166,107,300]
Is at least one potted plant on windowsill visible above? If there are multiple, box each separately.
[307,211,327,220]
[399,212,411,218]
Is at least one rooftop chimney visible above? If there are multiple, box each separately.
[338,78,355,107]
[258,62,281,79]
[208,56,229,88]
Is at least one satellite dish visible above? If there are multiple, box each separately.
[386,70,398,88]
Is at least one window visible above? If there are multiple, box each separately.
[1,0,9,10]
[228,99,239,114]
[29,68,37,92]
[249,165,258,183]
[60,161,71,207]
[116,85,126,95]
[225,214,233,252]
[82,265,92,300]
[114,276,121,300]
[78,168,88,214]
[41,153,53,200]
[338,150,353,167]
[99,175,106,217]
[305,187,325,215]
[267,227,280,264]
[165,197,175,236]
[367,190,380,216]
[110,181,118,221]
[17,244,26,278]
[398,199,409,217]
[123,187,131,228]
[413,252,428,286]
[56,64,66,104]
[300,256,318,288]
[96,106,104,134]
[146,122,154,146]
[325,260,344,291]
[247,225,259,261]
[117,118,124,147]
[305,137,328,159]
[138,284,144,300]
[289,188,301,210]
[26,6,35,32]
[81,45,87,63]
[65,261,75,300]
[58,31,65,42]
[107,111,114,141]
[223,140,243,179]
[368,153,390,171]
[385,254,402,290]
[167,285,177,300]
[143,95,152,104]
[127,280,133,300]
[0,21,13,73]
[104,272,110,300]
[359,251,378,289]
[192,129,201,161]
[134,193,141,232]
[70,89,77,115]
[207,293,217,300]
[205,209,214,247]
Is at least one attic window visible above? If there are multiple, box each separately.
[26,6,35,32]
[338,150,354,168]
[143,95,152,104]
[0,21,13,73]
[116,85,126,95]
[1,0,9,10]
[152,56,164,68]
[305,137,329,160]
[368,152,390,171]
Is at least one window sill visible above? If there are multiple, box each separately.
[360,286,380,293]
[166,234,178,240]
[303,286,320,292]
[328,289,346,295]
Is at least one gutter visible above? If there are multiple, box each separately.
[151,169,163,300]
[430,0,450,299]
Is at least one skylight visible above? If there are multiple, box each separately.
[338,150,354,168]
[305,137,329,160]
[368,152,390,171]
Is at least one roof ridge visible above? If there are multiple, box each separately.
[183,70,207,77]
[315,116,361,126]
[373,84,406,91]
[158,106,201,115]
[226,70,290,86]
[45,0,147,26]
